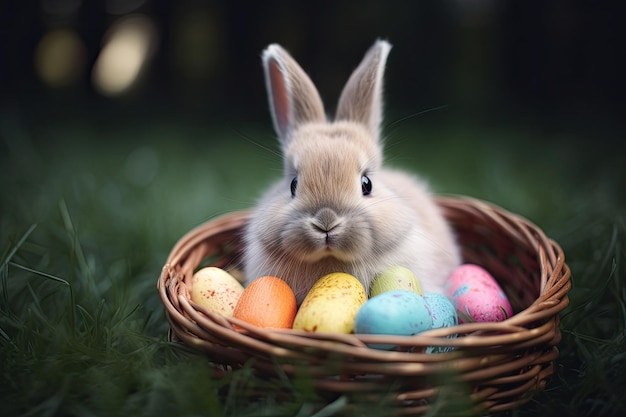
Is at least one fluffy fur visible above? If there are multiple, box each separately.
[244,40,461,303]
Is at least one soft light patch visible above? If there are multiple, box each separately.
[92,15,157,96]
[34,29,86,88]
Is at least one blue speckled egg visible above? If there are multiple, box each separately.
[423,292,458,354]
[355,290,433,350]
[423,292,458,329]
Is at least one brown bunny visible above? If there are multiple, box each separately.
[243,40,461,303]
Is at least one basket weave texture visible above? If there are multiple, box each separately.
[158,196,571,415]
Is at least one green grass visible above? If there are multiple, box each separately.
[1,114,624,416]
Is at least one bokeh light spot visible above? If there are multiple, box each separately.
[34,29,86,88]
[171,5,221,85]
[92,15,157,97]
[124,146,159,187]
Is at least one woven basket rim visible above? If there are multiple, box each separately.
[157,194,572,414]
[158,194,571,346]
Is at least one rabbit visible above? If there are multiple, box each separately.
[243,39,461,304]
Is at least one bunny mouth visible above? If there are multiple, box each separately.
[296,246,354,263]
[281,209,365,263]
[301,234,359,262]
[283,234,355,263]
[311,224,356,261]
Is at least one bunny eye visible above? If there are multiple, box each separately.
[361,175,372,196]
[290,176,298,197]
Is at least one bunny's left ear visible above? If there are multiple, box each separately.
[335,40,392,139]
[262,44,326,146]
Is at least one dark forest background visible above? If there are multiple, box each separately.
[1,0,624,144]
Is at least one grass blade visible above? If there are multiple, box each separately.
[8,262,70,286]
[0,223,37,270]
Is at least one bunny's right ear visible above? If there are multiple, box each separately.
[335,40,391,140]
[262,44,326,145]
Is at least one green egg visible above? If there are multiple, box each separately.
[370,266,422,297]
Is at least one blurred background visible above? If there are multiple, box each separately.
[1,0,624,137]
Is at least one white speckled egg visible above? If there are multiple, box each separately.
[444,264,513,323]
[355,290,433,350]
[423,292,458,354]
[190,267,244,317]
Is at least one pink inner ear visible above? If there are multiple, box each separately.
[268,59,290,136]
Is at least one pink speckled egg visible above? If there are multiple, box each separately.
[444,264,513,323]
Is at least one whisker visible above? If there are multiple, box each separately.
[384,105,449,131]
[230,127,283,160]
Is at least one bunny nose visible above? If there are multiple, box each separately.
[311,208,340,233]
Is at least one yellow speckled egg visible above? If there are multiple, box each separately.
[292,272,367,333]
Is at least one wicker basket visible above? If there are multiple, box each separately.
[158,196,571,415]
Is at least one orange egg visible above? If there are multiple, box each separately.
[232,276,297,329]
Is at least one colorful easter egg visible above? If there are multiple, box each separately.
[423,292,458,353]
[293,272,367,333]
[355,290,433,350]
[444,264,513,323]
